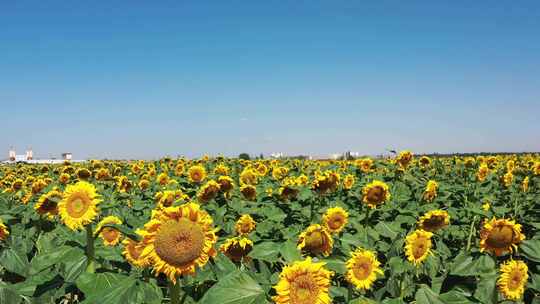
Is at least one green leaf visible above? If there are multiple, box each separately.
[323,258,346,275]
[199,270,266,304]
[0,248,29,277]
[249,242,280,263]
[374,222,399,239]
[439,290,475,303]
[450,252,475,276]
[520,239,540,262]
[415,284,445,304]
[280,240,302,263]
[76,272,127,296]
[0,283,21,304]
[473,273,498,304]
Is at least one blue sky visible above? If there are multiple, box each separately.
[1,1,539,159]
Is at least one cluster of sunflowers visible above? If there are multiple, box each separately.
[0,152,539,303]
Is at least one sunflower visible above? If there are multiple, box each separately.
[502,171,513,187]
[240,168,259,186]
[355,158,373,173]
[217,176,234,193]
[116,176,132,193]
[312,171,340,195]
[58,181,101,230]
[396,150,413,168]
[156,172,170,186]
[31,179,48,194]
[522,176,529,192]
[95,168,111,181]
[213,164,229,176]
[273,257,333,304]
[122,230,150,268]
[139,203,217,283]
[405,229,433,265]
[95,215,123,246]
[174,162,185,176]
[346,248,383,290]
[240,185,257,201]
[0,219,9,241]
[138,179,150,190]
[297,224,333,257]
[342,174,355,190]
[188,165,207,184]
[482,201,491,212]
[477,164,490,182]
[219,237,253,262]
[10,179,23,192]
[59,173,70,184]
[322,207,348,234]
[417,210,449,232]
[423,180,438,202]
[235,214,256,235]
[272,166,289,181]
[256,163,268,176]
[419,156,431,167]
[479,218,525,256]
[35,189,62,219]
[156,190,187,209]
[534,162,540,175]
[362,180,390,208]
[197,180,220,203]
[497,260,528,300]
[76,168,92,180]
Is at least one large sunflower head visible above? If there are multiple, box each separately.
[188,165,207,184]
[405,229,433,265]
[95,215,123,246]
[35,189,62,219]
[396,150,413,168]
[273,257,333,304]
[322,207,349,234]
[0,219,9,241]
[58,181,101,230]
[497,260,528,300]
[479,218,525,256]
[139,203,217,283]
[122,230,150,268]
[346,248,383,290]
[362,181,391,208]
[418,210,449,232]
[235,214,256,235]
[239,168,259,186]
[297,224,333,257]
[219,237,253,263]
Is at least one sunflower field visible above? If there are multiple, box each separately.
[1,152,540,304]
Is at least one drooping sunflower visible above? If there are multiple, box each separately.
[31,178,48,194]
[35,189,62,219]
[122,230,150,268]
[417,210,450,232]
[138,179,150,190]
[346,248,383,290]
[522,176,529,192]
[58,181,102,230]
[396,150,413,168]
[235,214,256,235]
[116,176,132,193]
[273,257,333,304]
[362,180,391,208]
[219,237,253,262]
[239,168,259,186]
[95,168,111,181]
[217,175,235,193]
[95,215,123,246]
[497,260,528,300]
[419,156,431,167]
[405,229,433,265]
[197,180,221,203]
[0,219,9,241]
[188,165,207,184]
[312,171,340,195]
[213,164,229,176]
[423,180,438,202]
[322,207,349,234]
[502,171,513,187]
[76,168,92,180]
[479,218,525,256]
[139,203,217,283]
[297,224,333,257]
[477,164,490,182]
[240,184,257,201]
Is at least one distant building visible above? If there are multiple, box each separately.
[62,153,72,160]
[2,148,84,164]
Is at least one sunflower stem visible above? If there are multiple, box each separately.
[466,216,477,252]
[85,224,95,273]
[169,279,181,304]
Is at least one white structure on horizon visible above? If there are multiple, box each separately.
[3,148,84,164]
[271,152,285,158]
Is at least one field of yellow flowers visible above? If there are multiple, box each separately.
[0,152,539,303]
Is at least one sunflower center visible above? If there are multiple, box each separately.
[508,271,523,290]
[422,216,445,231]
[290,274,318,304]
[154,219,205,267]
[329,217,344,230]
[352,258,373,280]
[102,228,119,242]
[413,238,428,259]
[305,231,324,251]
[66,194,90,218]
[367,186,384,202]
[486,225,514,248]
